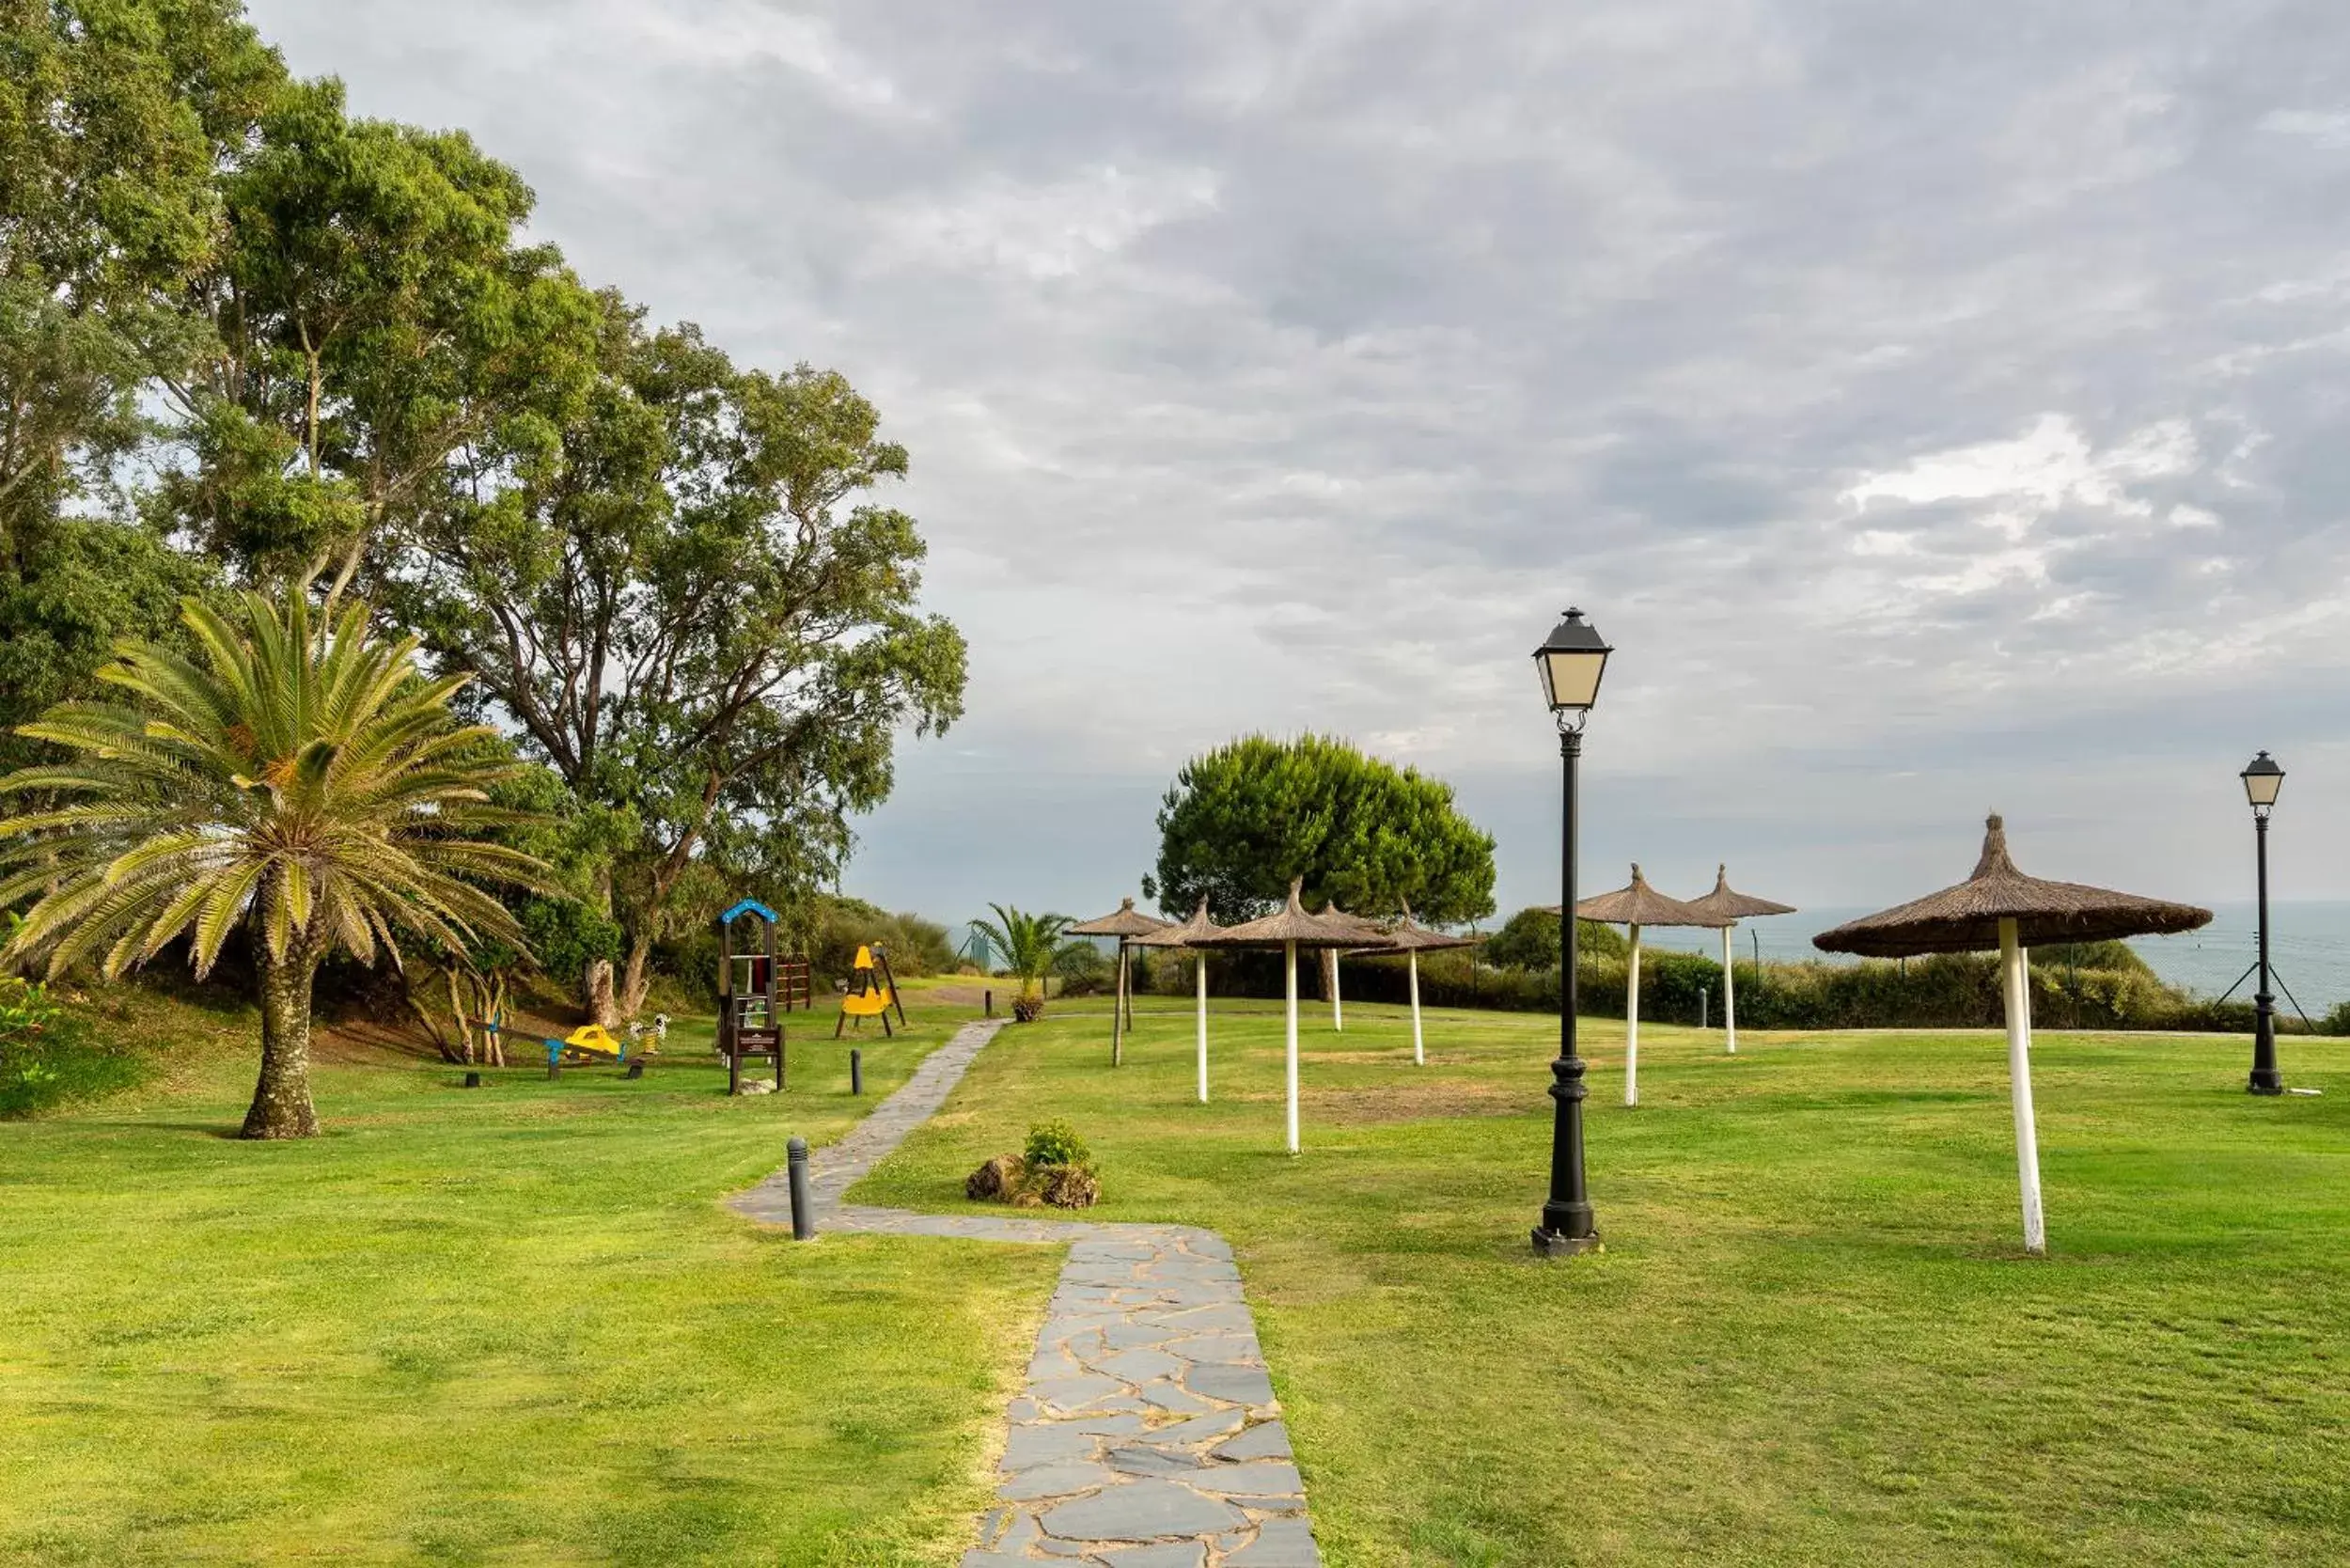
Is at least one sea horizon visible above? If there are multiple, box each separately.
[1624,900,2350,1016]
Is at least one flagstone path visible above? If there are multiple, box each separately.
[729,1019,1323,1567]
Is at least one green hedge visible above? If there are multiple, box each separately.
[1171,945,2303,1034]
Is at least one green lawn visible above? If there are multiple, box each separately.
[854,997,2350,1566]
[0,993,1058,1567]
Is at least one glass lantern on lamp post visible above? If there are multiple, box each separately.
[1531,608,1612,1257]
[2241,751,2285,1095]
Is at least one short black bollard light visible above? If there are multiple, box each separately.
[850,1048,863,1096]
[787,1136,815,1240]
[624,1059,645,1080]
[463,1070,482,1089]
[985,988,995,1017]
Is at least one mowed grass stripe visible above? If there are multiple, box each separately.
[0,995,1060,1567]
[853,998,2350,1567]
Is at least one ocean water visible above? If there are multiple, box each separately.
[1629,902,2350,1017]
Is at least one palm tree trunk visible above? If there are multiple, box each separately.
[243,943,321,1138]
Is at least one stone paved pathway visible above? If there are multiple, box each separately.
[730,1019,1322,1566]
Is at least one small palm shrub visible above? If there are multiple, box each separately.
[970,903,1087,1011]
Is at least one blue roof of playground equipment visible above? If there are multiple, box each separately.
[719,899,777,925]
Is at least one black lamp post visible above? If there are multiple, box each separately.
[2241,750,2285,1096]
[1532,608,1612,1257]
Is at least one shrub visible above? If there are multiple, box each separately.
[0,979,144,1118]
[1010,995,1046,1024]
[1482,908,1627,969]
[1025,1119,1091,1168]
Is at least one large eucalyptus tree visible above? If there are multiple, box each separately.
[385,306,968,1017]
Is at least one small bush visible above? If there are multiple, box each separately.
[0,979,145,1118]
[1025,1119,1091,1168]
[1011,995,1046,1024]
[1483,908,1627,969]
[967,1127,1103,1210]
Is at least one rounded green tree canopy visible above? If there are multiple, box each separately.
[1150,733,1496,928]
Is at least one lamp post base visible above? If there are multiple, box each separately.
[1531,1226,1600,1258]
[2248,1070,2284,1096]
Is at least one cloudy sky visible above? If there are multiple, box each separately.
[251,0,2350,926]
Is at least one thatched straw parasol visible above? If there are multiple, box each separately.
[1813,813,2210,1255]
[1574,865,1726,1107]
[1198,878,1364,1153]
[1133,897,1224,1104]
[1068,897,1169,1067]
[1686,865,1797,1057]
[1315,901,1398,1033]
[1369,900,1479,1065]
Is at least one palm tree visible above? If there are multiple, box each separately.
[0,588,549,1137]
[968,903,1084,1008]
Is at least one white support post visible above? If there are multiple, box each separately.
[2000,917,2046,1256]
[1408,949,1424,1066]
[1195,952,1209,1104]
[1284,940,1300,1154]
[1331,950,1343,1032]
[1111,941,1126,1067]
[1722,922,1738,1055]
[1624,923,1643,1107]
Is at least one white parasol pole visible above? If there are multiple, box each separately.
[1331,950,1343,1032]
[1284,939,1300,1154]
[1722,921,1738,1055]
[1999,916,2046,1255]
[1408,949,1424,1065]
[1195,951,1209,1104]
[1111,938,1126,1067]
[1624,921,1643,1106]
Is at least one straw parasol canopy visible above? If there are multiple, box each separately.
[1198,879,1361,1154]
[1572,865,1722,1109]
[1812,813,2211,1257]
[1686,865,1795,1058]
[1811,815,2210,959]
[1131,896,1222,949]
[1373,902,1480,954]
[1069,897,1171,938]
[1575,865,1728,929]
[1069,898,1170,1067]
[1686,865,1796,923]
[1312,901,1400,1033]
[1371,900,1477,1067]
[1134,897,1225,1104]
[1198,880,1365,950]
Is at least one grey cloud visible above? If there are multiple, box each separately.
[250,0,2350,921]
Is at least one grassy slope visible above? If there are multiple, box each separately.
[854,997,2350,1567]
[0,990,1058,1567]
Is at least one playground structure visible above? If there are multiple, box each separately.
[834,944,907,1038]
[718,899,797,1093]
[466,1015,650,1079]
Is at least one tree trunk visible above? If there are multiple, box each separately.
[586,958,619,1027]
[243,945,322,1138]
[619,931,656,1020]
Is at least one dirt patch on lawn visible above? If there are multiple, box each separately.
[1298,1077,1532,1125]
